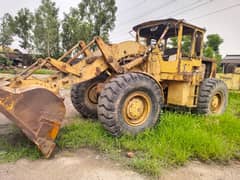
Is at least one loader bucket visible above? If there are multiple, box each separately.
[0,88,66,158]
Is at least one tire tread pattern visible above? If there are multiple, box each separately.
[98,72,163,136]
[197,78,228,114]
[71,74,107,119]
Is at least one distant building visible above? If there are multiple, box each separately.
[221,55,240,73]
[0,46,34,67]
[0,46,14,53]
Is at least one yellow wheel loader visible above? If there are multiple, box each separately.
[0,19,228,157]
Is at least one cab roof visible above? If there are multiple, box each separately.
[133,18,206,32]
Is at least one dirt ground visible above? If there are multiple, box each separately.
[160,161,240,180]
[0,74,240,179]
[0,149,146,180]
[1,150,240,180]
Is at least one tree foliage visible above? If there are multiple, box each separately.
[14,8,34,50]
[0,0,117,58]
[61,8,93,51]
[0,13,15,48]
[61,0,117,50]
[204,34,223,71]
[78,0,117,40]
[169,33,223,71]
[205,34,223,53]
[169,35,191,55]
[33,0,60,57]
[203,34,223,59]
[0,54,12,67]
[170,34,223,58]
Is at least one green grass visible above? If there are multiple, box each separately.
[0,69,16,74]
[0,128,41,163]
[0,92,240,176]
[0,68,55,75]
[33,69,55,75]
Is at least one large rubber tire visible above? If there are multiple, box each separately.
[224,63,236,73]
[71,74,107,119]
[197,78,228,115]
[97,73,163,136]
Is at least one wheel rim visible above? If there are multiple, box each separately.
[87,84,98,104]
[122,91,151,126]
[210,92,223,113]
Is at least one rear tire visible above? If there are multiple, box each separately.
[71,73,107,119]
[197,78,228,115]
[224,63,236,73]
[97,73,163,136]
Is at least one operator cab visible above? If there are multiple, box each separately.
[133,18,205,61]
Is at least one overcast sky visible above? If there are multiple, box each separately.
[0,0,239,55]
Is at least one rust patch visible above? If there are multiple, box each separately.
[0,88,66,158]
[107,56,114,63]
[95,67,102,76]
[86,56,98,64]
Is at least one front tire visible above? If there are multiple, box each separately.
[97,73,163,136]
[71,74,107,119]
[197,78,228,115]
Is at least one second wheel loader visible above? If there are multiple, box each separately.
[0,18,228,157]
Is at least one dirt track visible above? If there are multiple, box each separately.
[160,161,240,180]
[0,149,146,180]
[1,74,240,179]
[1,148,240,180]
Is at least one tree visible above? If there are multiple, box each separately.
[204,34,223,72]
[0,54,12,68]
[203,46,214,58]
[14,8,34,51]
[0,13,15,49]
[170,33,223,72]
[205,34,223,53]
[169,35,191,55]
[204,34,223,59]
[61,0,117,51]
[33,0,60,57]
[61,8,93,51]
[78,0,117,41]
[170,34,223,57]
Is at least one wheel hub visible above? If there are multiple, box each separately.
[126,98,145,120]
[87,85,98,104]
[123,91,151,126]
[211,96,219,108]
[210,93,222,113]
